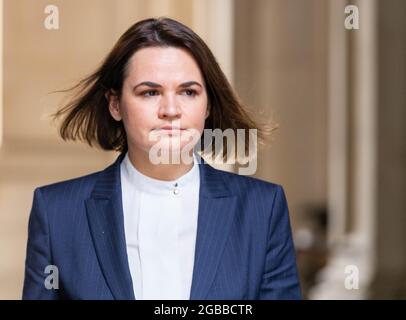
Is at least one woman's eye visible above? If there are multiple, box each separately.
[142,90,159,97]
[183,89,197,97]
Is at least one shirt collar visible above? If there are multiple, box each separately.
[121,151,200,195]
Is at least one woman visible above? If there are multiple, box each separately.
[22,17,301,300]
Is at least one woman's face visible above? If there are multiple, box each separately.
[108,46,209,161]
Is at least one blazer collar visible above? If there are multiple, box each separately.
[85,152,237,299]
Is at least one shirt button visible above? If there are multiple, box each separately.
[173,182,179,195]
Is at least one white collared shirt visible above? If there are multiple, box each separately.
[120,152,200,300]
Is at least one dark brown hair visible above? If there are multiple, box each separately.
[52,17,272,159]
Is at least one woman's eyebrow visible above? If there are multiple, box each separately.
[133,80,202,91]
[179,81,202,88]
[133,81,162,91]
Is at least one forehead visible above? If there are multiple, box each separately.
[125,46,204,83]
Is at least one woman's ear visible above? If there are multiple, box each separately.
[105,90,122,121]
[205,104,210,119]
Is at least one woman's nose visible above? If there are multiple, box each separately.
[158,93,181,119]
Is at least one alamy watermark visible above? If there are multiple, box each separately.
[44,265,59,290]
[44,5,59,30]
[344,264,359,290]
[344,5,360,30]
[147,120,258,175]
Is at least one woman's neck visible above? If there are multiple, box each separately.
[127,147,195,181]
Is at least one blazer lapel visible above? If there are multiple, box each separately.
[189,160,238,300]
[85,153,135,300]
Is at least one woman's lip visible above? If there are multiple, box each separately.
[156,128,185,136]
[159,127,185,130]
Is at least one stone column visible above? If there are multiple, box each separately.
[308,0,378,299]
[371,0,406,299]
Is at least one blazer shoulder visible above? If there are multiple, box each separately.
[213,168,283,191]
[210,165,283,196]
[35,169,103,201]
[35,153,124,199]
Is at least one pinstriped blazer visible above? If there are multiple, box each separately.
[22,152,301,300]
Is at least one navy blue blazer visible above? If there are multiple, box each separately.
[22,152,301,300]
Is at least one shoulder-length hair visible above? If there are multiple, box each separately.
[52,17,272,160]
